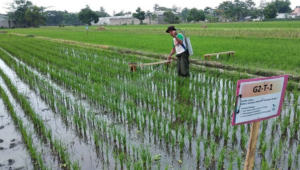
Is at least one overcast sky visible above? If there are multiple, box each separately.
[0,0,298,15]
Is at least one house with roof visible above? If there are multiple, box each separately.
[291,6,300,17]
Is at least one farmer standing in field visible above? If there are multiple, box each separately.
[166,26,190,77]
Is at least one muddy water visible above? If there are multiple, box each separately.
[0,46,198,169]
[0,69,61,169]
[0,50,116,169]
[0,46,200,169]
[0,99,33,170]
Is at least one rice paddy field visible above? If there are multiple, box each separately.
[0,21,299,170]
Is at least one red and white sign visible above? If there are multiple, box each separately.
[232,75,289,126]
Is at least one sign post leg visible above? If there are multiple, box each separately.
[244,121,260,170]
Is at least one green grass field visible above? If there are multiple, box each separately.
[2,21,300,75]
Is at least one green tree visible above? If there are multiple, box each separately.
[264,3,277,19]
[63,12,82,26]
[153,4,173,12]
[187,8,205,22]
[78,5,99,25]
[233,0,248,21]
[133,7,145,24]
[7,0,33,27]
[96,7,110,17]
[245,0,257,19]
[218,1,235,19]
[45,10,64,26]
[249,8,260,19]
[25,5,46,27]
[151,14,158,20]
[245,0,256,9]
[218,0,256,21]
[114,11,123,16]
[159,7,172,11]
[273,0,292,13]
[114,11,125,16]
[145,11,158,24]
[180,8,190,22]
[124,11,132,15]
[163,11,180,24]
[204,7,219,22]
[257,0,267,19]
[174,16,180,23]
[113,11,130,16]
[172,5,178,12]
[204,7,213,14]
[153,4,159,11]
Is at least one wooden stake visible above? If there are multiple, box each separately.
[128,63,137,72]
[131,65,136,72]
[244,121,260,170]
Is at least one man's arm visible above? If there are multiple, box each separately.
[171,31,183,44]
[173,36,183,45]
[168,47,176,60]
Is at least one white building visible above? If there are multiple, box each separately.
[92,15,155,26]
[0,14,16,28]
[276,13,289,19]
[276,13,297,19]
[92,11,178,26]
[252,16,264,21]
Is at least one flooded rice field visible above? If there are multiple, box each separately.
[0,35,299,170]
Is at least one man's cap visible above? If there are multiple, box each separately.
[166,26,176,33]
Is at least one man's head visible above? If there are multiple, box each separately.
[166,26,176,33]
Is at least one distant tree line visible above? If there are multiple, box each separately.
[4,0,294,28]
[147,0,293,23]
[45,5,110,26]
[6,0,45,27]
[5,0,110,27]
[216,0,292,21]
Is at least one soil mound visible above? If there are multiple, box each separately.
[97,26,106,31]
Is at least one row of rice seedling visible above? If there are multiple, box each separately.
[0,47,117,169]
[0,65,72,169]
[0,35,299,169]
[0,40,167,169]
[0,68,80,169]
[0,52,83,169]
[0,84,47,169]
[0,36,224,168]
